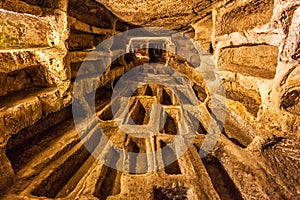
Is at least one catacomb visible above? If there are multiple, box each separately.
[0,0,299,199]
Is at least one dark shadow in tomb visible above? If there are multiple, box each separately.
[194,145,243,200]
[161,141,181,175]
[94,149,121,200]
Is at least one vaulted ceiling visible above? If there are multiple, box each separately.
[98,0,219,30]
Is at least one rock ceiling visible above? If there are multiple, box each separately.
[98,0,219,30]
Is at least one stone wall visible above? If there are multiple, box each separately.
[0,0,71,194]
[191,0,300,198]
[0,0,140,195]
[210,0,300,130]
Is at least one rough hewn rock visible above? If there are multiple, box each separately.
[0,95,43,137]
[192,15,213,53]
[69,0,114,28]
[98,0,219,30]
[218,45,278,79]
[262,135,300,195]
[0,149,14,197]
[224,81,262,117]
[0,51,39,73]
[281,6,300,61]
[68,33,95,51]
[0,0,43,16]
[281,89,300,116]
[214,0,274,36]
[0,10,51,49]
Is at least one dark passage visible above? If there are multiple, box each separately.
[94,149,121,200]
[161,113,178,135]
[201,153,243,200]
[144,85,154,96]
[161,141,181,175]
[129,100,148,125]
[162,89,172,105]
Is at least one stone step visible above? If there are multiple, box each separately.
[69,50,125,63]
[69,50,108,63]
[69,17,116,35]
[0,10,52,49]
[0,0,43,16]
[0,87,66,138]
[0,50,40,73]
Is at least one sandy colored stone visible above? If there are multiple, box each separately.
[218,45,278,79]
[0,0,43,16]
[224,81,262,117]
[0,149,14,197]
[0,10,51,49]
[99,0,219,30]
[0,51,39,73]
[214,0,274,36]
[0,0,300,199]
[0,95,42,137]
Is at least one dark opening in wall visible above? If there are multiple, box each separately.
[99,81,113,95]
[160,113,178,135]
[202,157,243,200]
[110,58,124,70]
[124,53,139,64]
[131,86,145,97]
[99,105,114,121]
[160,141,181,175]
[113,78,120,88]
[281,89,300,116]
[96,82,113,103]
[116,21,129,32]
[129,100,148,125]
[148,48,166,63]
[22,0,59,9]
[145,85,154,96]
[209,43,214,54]
[192,84,207,102]
[162,89,172,105]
